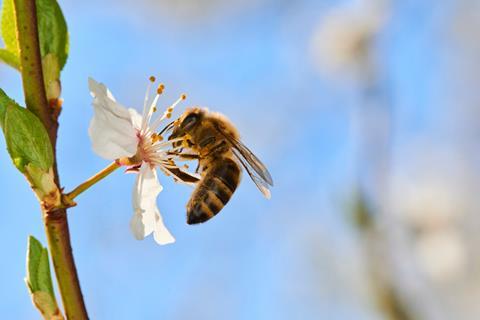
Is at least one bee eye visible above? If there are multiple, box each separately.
[182,114,198,129]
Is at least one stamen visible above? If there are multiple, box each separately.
[170,94,186,112]
[166,94,186,118]
[141,77,155,121]
[142,84,165,133]
[149,93,187,132]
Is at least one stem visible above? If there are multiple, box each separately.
[14,0,88,318]
[66,162,120,200]
[13,0,57,145]
[44,209,87,319]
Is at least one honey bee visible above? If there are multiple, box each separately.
[161,107,273,224]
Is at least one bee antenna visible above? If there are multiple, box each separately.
[158,121,175,136]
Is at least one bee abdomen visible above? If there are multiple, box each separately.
[187,158,241,224]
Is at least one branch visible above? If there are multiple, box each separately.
[13,0,88,318]
[13,0,57,145]
[44,208,88,319]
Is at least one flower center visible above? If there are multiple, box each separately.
[133,76,187,168]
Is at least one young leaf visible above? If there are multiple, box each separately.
[0,90,60,206]
[26,236,64,320]
[0,89,53,171]
[0,0,69,72]
[42,53,62,103]
[37,0,69,103]
[37,0,69,70]
[0,0,20,69]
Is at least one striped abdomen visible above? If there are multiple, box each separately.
[186,157,241,224]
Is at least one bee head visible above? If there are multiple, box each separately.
[168,107,205,144]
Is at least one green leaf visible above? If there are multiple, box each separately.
[37,0,69,70]
[0,0,69,71]
[26,236,55,295]
[26,236,64,320]
[1,0,18,52]
[0,89,53,171]
[0,0,20,69]
[0,48,20,69]
[0,88,9,123]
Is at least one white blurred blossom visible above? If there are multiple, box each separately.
[390,146,473,283]
[311,0,388,77]
[414,229,466,282]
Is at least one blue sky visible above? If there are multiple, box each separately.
[0,0,469,319]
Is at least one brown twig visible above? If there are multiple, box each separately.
[13,0,88,318]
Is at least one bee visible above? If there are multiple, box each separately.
[161,107,273,224]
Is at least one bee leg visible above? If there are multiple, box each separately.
[168,149,199,160]
[177,153,199,161]
[195,162,201,174]
[174,153,201,173]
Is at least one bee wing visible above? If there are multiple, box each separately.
[214,124,273,198]
[233,148,272,199]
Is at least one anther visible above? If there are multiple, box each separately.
[181,94,187,100]
[149,76,156,82]
[156,84,165,94]
[153,106,157,112]
[150,132,164,143]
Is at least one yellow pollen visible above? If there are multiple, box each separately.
[149,76,156,82]
[167,113,172,119]
[183,164,189,169]
[157,84,165,94]
[150,132,164,143]
[167,107,174,112]
[181,94,187,100]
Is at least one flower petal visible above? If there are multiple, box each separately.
[128,108,143,131]
[130,213,147,240]
[131,163,175,244]
[153,211,176,245]
[88,78,138,159]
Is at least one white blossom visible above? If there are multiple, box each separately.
[88,77,190,245]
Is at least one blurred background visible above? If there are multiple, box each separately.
[1,0,479,318]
